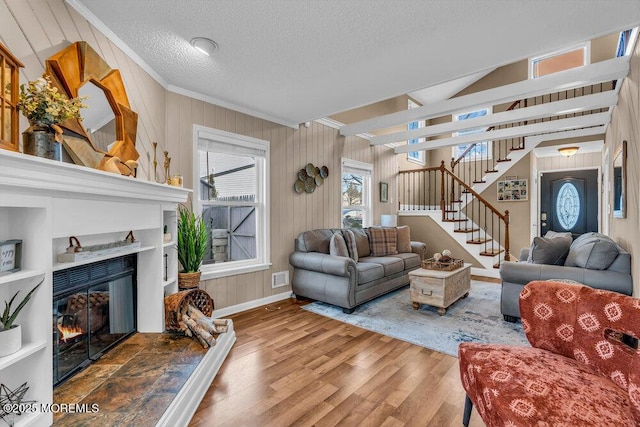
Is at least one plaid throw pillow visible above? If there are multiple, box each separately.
[367,227,398,256]
[342,229,359,262]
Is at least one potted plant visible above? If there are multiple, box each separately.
[177,205,208,290]
[17,76,86,160]
[0,280,42,357]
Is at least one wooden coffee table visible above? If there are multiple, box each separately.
[408,263,472,315]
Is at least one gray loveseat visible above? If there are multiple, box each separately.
[500,232,632,322]
[289,228,427,313]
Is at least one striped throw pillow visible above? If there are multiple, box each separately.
[342,229,359,262]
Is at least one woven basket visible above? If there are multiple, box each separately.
[164,289,213,331]
[178,271,202,290]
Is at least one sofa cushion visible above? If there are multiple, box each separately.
[358,256,404,276]
[396,225,412,253]
[367,227,398,256]
[329,233,349,258]
[527,233,572,265]
[295,229,335,253]
[388,253,421,270]
[342,229,359,262]
[356,262,384,284]
[565,232,619,270]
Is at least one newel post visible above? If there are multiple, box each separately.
[504,210,510,261]
[439,160,446,217]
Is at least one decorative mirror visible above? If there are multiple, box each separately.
[44,41,138,173]
[613,140,626,219]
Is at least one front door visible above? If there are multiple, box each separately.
[539,169,599,238]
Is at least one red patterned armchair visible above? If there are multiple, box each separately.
[459,280,640,426]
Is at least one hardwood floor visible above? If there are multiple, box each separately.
[190,298,485,426]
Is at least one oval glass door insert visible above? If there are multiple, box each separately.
[556,182,580,230]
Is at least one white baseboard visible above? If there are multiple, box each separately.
[211,291,291,318]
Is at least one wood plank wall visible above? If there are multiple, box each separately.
[0,0,167,180]
[1,0,400,310]
[166,92,398,308]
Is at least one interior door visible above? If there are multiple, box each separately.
[539,169,599,238]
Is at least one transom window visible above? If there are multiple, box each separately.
[452,107,492,161]
[194,125,270,279]
[407,99,425,165]
[341,159,372,228]
[530,43,590,79]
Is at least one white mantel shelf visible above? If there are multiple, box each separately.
[0,150,191,203]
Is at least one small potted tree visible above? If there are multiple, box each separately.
[177,205,208,290]
[0,280,42,357]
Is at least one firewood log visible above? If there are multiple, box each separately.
[182,314,216,348]
[187,305,229,333]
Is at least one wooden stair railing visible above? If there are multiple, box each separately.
[398,161,510,267]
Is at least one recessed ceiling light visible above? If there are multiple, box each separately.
[190,37,219,56]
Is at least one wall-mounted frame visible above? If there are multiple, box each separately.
[380,182,388,203]
[497,179,528,201]
[613,140,626,219]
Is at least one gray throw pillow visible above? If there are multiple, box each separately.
[544,230,572,240]
[329,233,349,258]
[527,236,572,265]
[565,233,619,270]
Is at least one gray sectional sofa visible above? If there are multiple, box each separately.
[289,228,427,313]
[500,232,632,321]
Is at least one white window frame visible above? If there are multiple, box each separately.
[193,125,270,280]
[452,107,492,161]
[529,42,590,79]
[407,99,425,165]
[341,158,373,228]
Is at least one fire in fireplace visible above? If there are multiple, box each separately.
[52,254,137,386]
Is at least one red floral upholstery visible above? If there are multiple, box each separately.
[459,280,640,426]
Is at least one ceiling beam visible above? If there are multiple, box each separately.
[393,112,610,153]
[341,56,628,136]
[371,90,618,146]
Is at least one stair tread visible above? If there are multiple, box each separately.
[467,238,491,244]
[443,219,469,222]
[454,228,480,233]
[493,262,500,269]
[472,180,486,184]
[509,146,525,151]
[496,158,512,163]
[444,210,458,213]
[480,249,504,256]
[485,169,499,173]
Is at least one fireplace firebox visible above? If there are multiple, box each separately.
[52,254,137,386]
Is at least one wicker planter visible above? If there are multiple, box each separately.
[178,271,202,290]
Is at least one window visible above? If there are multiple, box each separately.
[617,29,634,57]
[529,43,589,79]
[452,107,492,161]
[194,125,270,279]
[341,159,372,228]
[407,99,425,164]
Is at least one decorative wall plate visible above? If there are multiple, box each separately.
[314,175,324,186]
[298,169,307,181]
[320,166,329,178]
[294,179,304,193]
[304,177,316,193]
[305,163,316,176]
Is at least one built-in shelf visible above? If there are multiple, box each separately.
[14,409,44,427]
[163,241,176,248]
[0,341,47,371]
[0,269,45,286]
[163,278,177,287]
[52,246,155,272]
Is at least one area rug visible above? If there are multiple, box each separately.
[302,280,528,357]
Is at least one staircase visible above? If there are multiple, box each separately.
[398,81,617,278]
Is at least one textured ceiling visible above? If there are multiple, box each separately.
[71,0,640,127]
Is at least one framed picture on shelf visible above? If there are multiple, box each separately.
[497,179,528,201]
[380,182,389,203]
[0,239,22,275]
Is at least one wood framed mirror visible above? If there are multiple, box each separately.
[613,140,626,219]
[45,41,139,172]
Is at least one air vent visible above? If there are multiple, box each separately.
[272,271,289,288]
